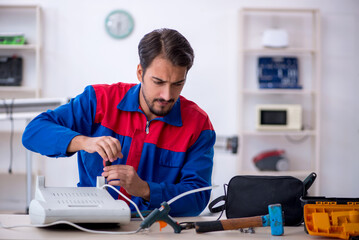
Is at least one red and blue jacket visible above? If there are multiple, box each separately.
[22,82,216,216]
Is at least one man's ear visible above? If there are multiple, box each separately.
[137,64,143,83]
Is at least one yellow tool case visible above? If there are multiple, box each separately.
[301,197,359,240]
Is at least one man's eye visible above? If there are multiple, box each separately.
[154,81,163,85]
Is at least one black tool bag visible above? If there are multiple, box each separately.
[208,172,316,226]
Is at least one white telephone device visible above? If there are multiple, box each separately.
[29,176,131,225]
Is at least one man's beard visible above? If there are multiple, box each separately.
[142,90,174,117]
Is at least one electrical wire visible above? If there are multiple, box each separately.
[1,99,15,174]
[0,221,142,235]
[285,134,310,143]
[215,183,228,221]
[285,124,312,144]
[167,185,218,205]
[101,184,145,220]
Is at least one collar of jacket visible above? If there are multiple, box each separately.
[117,83,183,127]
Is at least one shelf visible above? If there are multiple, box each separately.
[0,5,42,99]
[238,8,321,194]
[243,48,316,55]
[242,89,315,95]
[242,130,316,136]
[242,8,319,13]
[0,5,40,8]
[0,87,38,98]
[0,44,39,50]
[0,112,41,121]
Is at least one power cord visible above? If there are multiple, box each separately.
[1,99,15,174]
[102,184,145,220]
[0,220,142,235]
[285,134,310,144]
[0,184,217,234]
[285,124,312,144]
[167,186,216,205]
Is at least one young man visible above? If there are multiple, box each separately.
[22,28,216,217]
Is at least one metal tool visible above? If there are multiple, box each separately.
[194,204,284,236]
[139,186,216,233]
[139,202,182,233]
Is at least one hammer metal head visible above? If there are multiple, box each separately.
[262,204,284,236]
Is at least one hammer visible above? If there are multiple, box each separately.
[195,204,284,236]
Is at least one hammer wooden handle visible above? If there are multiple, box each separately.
[195,216,263,233]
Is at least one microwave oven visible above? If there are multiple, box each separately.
[256,104,302,131]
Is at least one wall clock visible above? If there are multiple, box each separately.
[105,10,134,39]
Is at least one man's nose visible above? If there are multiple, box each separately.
[160,85,173,101]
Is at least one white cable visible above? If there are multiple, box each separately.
[0,220,141,235]
[101,184,145,220]
[167,185,218,205]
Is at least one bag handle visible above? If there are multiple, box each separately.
[303,172,317,195]
[208,195,226,213]
[208,183,228,220]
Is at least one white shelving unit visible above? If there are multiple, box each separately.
[0,5,42,212]
[238,8,321,194]
[0,5,42,98]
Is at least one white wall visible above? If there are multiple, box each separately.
[0,0,358,210]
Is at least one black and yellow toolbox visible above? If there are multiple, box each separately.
[301,197,359,240]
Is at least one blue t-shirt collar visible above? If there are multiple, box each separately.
[117,83,182,127]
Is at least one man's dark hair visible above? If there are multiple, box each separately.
[138,28,194,75]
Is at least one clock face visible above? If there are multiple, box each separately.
[105,10,134,39]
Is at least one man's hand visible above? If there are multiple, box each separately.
[67,135,123,162]
[102,165,150,201]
